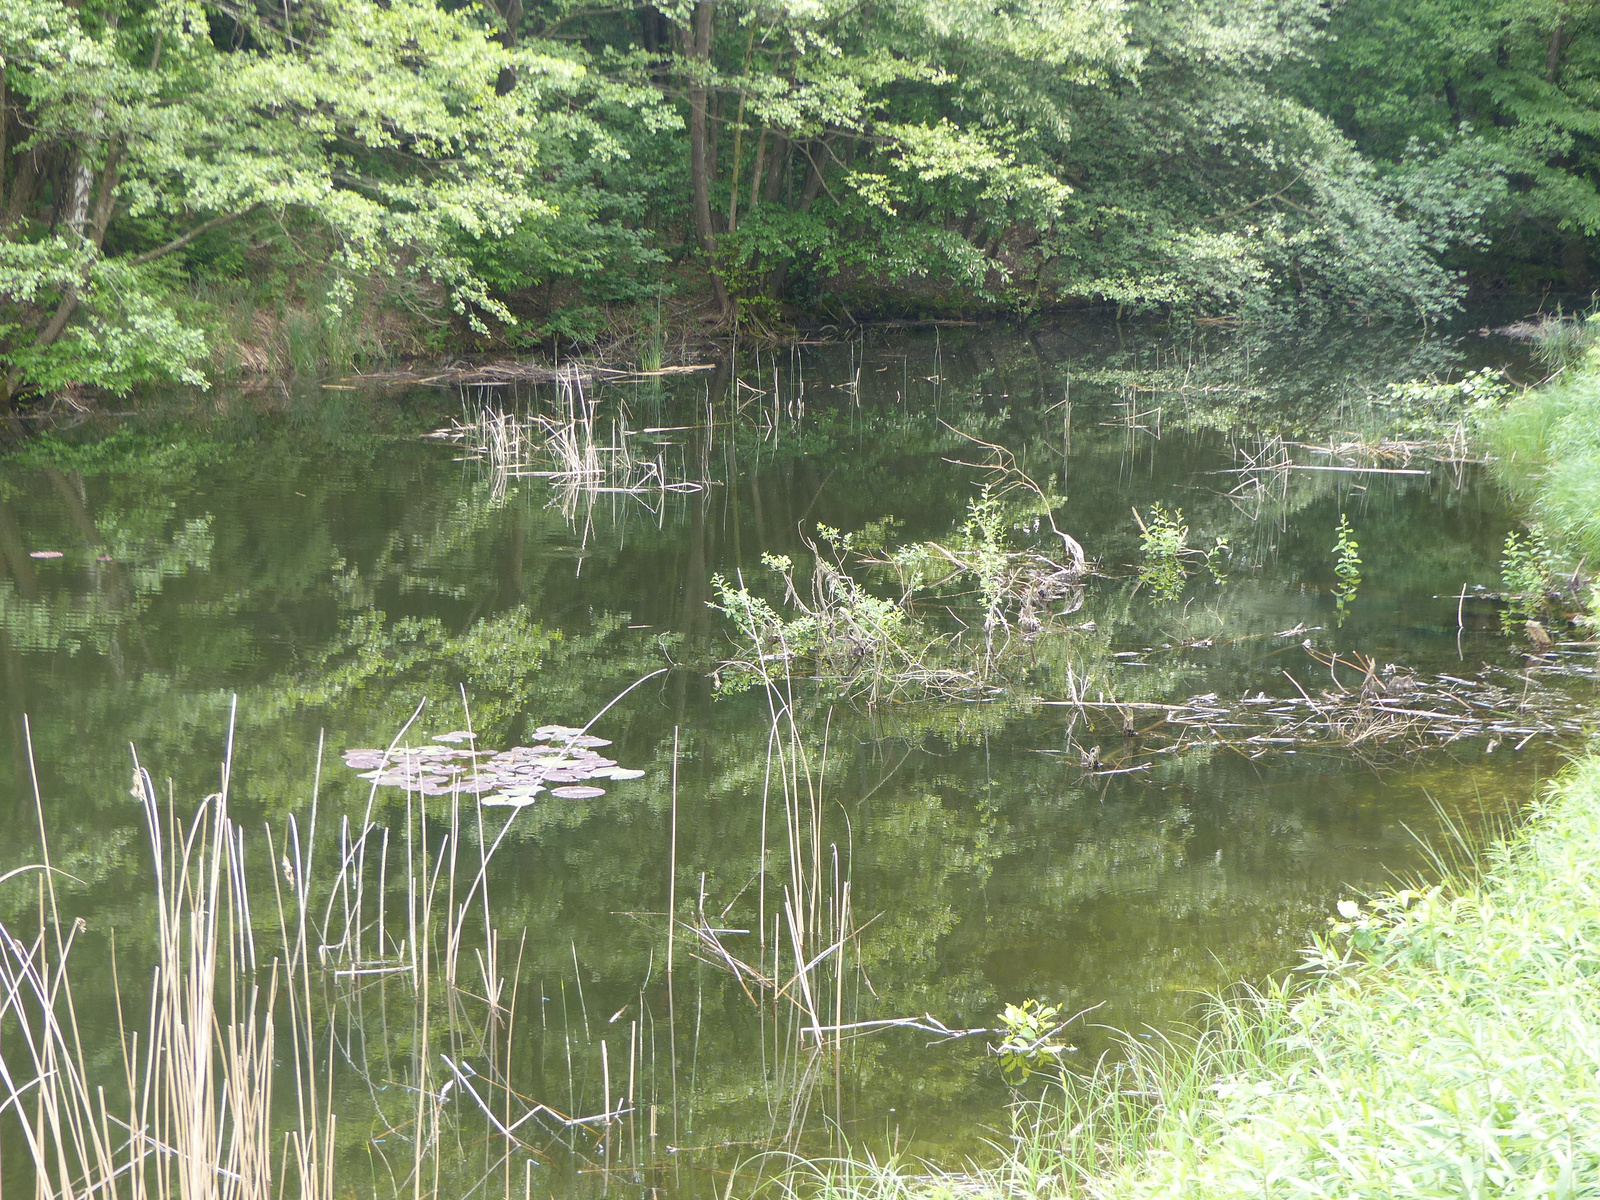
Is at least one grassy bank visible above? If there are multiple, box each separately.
[778,756,1600,1198]
[1489,344,1600,564]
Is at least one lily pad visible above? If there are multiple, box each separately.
[342,725,638,803]
[550,785,606,800]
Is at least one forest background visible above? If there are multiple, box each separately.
[1,0,1597,406]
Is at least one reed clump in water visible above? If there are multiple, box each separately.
[0,695,662,1199]
[426,378,710,511]
[0,716,335,1200]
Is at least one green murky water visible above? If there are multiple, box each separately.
[0,317,1584,1196]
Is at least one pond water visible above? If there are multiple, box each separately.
[0,316,1584,1197]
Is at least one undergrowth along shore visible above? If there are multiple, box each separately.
[770,755,1600,1199]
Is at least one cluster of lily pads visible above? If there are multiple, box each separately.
[340,726,644,807]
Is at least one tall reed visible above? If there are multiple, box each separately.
[0,709,332,1200]
[0,690,652,1199]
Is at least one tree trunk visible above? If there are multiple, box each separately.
[3,145,42,230]
[1547,18,1566,83]
[744,127,766,220]
[1443,79,1462,126]
[640,5,672,54]
[0,63,8,219]
[762,135,787,203]
[798,137,831,212]
[88,142,124,248]
[62,133,96,239]
[684,1,731,318]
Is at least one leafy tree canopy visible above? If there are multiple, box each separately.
[0,0,588,402]
[4,0,1595,402]
[1299,0,1600,287]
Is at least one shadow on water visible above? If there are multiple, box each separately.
[0,315,1585,1196]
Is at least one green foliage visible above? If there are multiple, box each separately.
[0,0,584,401]
[0,425,235,475]
[1499,528,1562,631]
[1136,503,1190,602]
[1332,513,1362,622]
[711,491,1088,704]
[1530,311,1600,373]
[1488,356,1600,564]
[1135,504,1228,601]
[963,488,1013,637]
[1382,367,1512,432]
[993,999,1073,1086]
[2,0,1532,390]
[1300,0,1600,289]
[710,535,918,705]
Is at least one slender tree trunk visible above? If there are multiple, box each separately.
[493,0,522,91]
[746,127,766,217]
[762,137,825,300]
[684,0,731,318]
[88,142,123,248]
[725,27,756,233]
[798,137,831,212]
[1547,18,1566,83]
[726,96,747,232]
[30,109,103,357]
[708,90,723,202]
[62,127,97,239]
[3,144,41,230]
[0,61,8,220]
[3,108,105,407]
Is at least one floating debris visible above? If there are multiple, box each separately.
[340,731,642,805]
[28,550,63,559]
[1043,648,1598,771]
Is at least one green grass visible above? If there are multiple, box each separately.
[768,757,1600,1198]
[1488,357,1600,564]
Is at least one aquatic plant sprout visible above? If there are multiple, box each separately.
[1332,513,1362,622]
[341,725,644,806]
[1134,504,1229,600]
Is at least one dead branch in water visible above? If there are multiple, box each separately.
[1042,648,1595,768]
